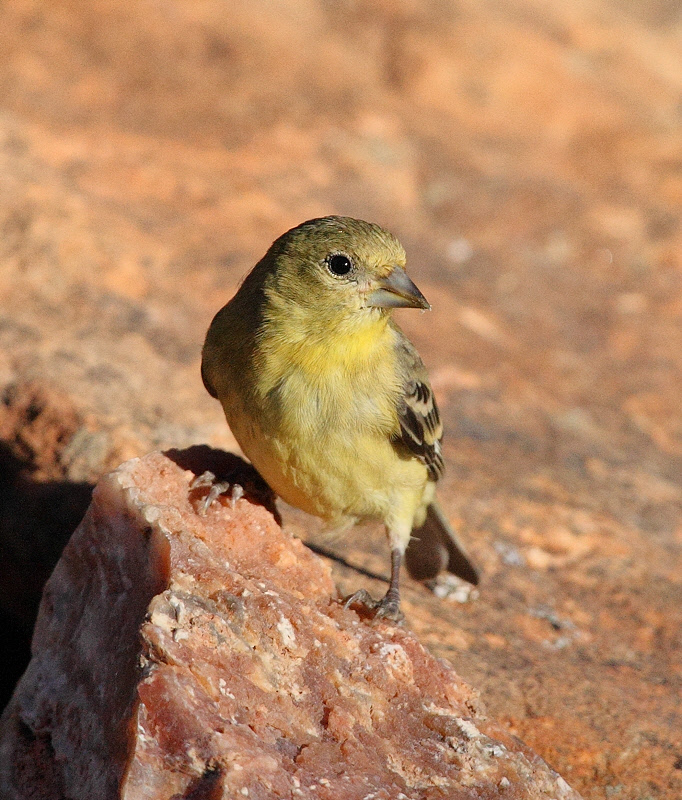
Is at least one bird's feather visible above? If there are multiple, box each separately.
[392,330,444,482]
[405,502,479,585]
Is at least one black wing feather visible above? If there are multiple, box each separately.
[392,331,444,482]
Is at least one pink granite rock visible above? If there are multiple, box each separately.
[0,450,581,799]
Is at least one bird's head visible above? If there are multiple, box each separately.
[260,216,430,322]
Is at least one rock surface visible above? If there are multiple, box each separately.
[1,2,681,798]
[0,450,580,800]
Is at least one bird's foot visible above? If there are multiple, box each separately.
[343,588,404,622]
[189,470,244,515]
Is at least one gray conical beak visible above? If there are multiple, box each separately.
[367,266,430,310]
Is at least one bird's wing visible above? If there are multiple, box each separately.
[392,329,445,482]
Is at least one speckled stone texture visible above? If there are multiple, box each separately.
[0,451,580,800]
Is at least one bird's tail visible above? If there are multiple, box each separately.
[405,502,479,585]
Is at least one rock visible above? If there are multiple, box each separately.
[0,450,580,800]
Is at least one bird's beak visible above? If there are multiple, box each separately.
[366,267,430,310]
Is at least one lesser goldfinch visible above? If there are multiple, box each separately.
[201,216,478,618]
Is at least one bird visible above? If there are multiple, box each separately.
[201,215,478,619]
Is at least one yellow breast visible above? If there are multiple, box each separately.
[221,314,429,525]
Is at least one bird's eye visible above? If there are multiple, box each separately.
[327,254,353,276]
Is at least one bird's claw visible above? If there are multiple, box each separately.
[228,483,244,508]
[343,589,404,622]
[189,470,244,515]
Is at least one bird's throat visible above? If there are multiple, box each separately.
[260,307,393,383]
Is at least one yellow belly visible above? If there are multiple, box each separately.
[208,304,432,546]
[221,369,429,532]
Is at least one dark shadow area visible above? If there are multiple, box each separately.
[184,764,224,800]
[165,445,280,522]
[0,442,94,713]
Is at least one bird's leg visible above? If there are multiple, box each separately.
[189,470,244,515]
[375,547,403,619]
[343,548,404,622]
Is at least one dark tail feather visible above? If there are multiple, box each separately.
[405,502,479,585]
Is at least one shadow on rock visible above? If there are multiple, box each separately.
[0,442,94,712]
[165,445,280,522]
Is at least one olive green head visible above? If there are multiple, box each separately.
[255,216,429,316]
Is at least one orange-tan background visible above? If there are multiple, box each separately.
[0,2,680,798]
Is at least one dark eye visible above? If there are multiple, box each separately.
[328,254,352,276]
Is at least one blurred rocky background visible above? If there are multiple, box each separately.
[0,1,680,798]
